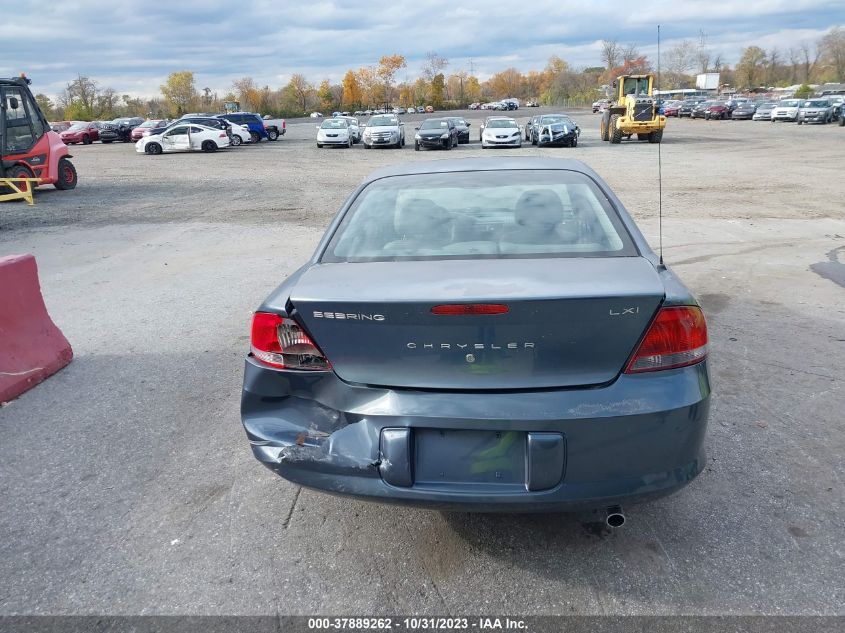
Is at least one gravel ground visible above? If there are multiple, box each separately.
[0,109,843,617]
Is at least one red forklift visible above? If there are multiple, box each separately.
[1,75,77,196]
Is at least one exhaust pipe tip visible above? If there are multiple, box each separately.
[605,505,625,528]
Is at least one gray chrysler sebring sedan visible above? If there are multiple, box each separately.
[241,158,710,515]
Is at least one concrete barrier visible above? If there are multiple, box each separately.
[0,254,72,402]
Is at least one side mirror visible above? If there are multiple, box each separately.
[466,122,471,126]
[8,97,19,110]
[414,126,419,130]
[399,122,404,126]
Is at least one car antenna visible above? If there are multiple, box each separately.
[657,24,665,268]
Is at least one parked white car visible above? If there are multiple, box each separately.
[771,99,802,122]
[222,121,252,146]
[336,116,362,143]
[480,117,522,148]
[316,118,352,148]
[310,112,323,118]
[135,123,230,154]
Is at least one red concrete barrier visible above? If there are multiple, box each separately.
[0,254,72,402]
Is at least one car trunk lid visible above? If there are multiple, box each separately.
[289,258,665,390]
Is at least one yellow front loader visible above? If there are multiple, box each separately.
[599,74,666,144]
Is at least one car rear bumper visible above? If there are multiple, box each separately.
[241,358,711,512]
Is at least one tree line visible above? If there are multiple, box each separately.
[36,27,844,121]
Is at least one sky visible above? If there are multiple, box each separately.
[1,0,843,99]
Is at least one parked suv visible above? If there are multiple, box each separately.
[216,112,268,143]
[362,114,404,149]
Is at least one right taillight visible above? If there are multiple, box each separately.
[625,306,708,373]
[250,312,331,371]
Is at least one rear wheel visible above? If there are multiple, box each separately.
[146,142,162,155]
[317,143,323,148]
[54,158,78,190]
[4,165,34,197]
[570,135,578,148]
[648,129,663,143]
[250,131,260,143]
[82,135,92,145]
[231,134,242,146]
[201,140,217,152]
[268,129,279,141]
[609,115,623,144]
[414,141,420,151]
[347,137,353,148]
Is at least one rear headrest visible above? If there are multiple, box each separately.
[394,198,451,238]
[515,190,564,228]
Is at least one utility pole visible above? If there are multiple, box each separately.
[469,59,475,76]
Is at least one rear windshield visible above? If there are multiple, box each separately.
[486,119,516,128]
[368,116,397,126]
[420,119,447,130]
[321,170,637,262]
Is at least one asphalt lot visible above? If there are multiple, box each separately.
[1,108,843,616]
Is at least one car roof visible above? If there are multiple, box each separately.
[364,157,601,182]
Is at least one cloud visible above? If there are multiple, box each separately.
[1,0,842,98]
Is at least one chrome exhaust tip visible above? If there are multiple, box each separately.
[606,505,626,528]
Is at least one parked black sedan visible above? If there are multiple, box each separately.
[731,102,757,120]
[677,100,703,118]
[414,118,459,150]
[98,117,144,143]
[445,117,471,144]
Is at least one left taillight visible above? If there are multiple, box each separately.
[250,312,331,371]
[625,306,708,374]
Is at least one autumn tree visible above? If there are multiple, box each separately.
[35,94,54,119]
[819,27,845,81]
[317,79,334,112]
[355,66,379,107]
[286,74,313,112]
[487,68,523,99]
[465,76,481,103]
[430,73,445,108]
[61,75,99,119]
[341,70,362,108]
[233,77,260,111]
[377,54,406,106]
[160,71,198,116]
[735,46,767,88]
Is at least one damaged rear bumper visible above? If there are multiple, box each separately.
[241,357,710,512]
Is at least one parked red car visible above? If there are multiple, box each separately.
[59,121,100,145]
[131,119,170,141]
[663,103,681,117]
[704,103,730,120]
